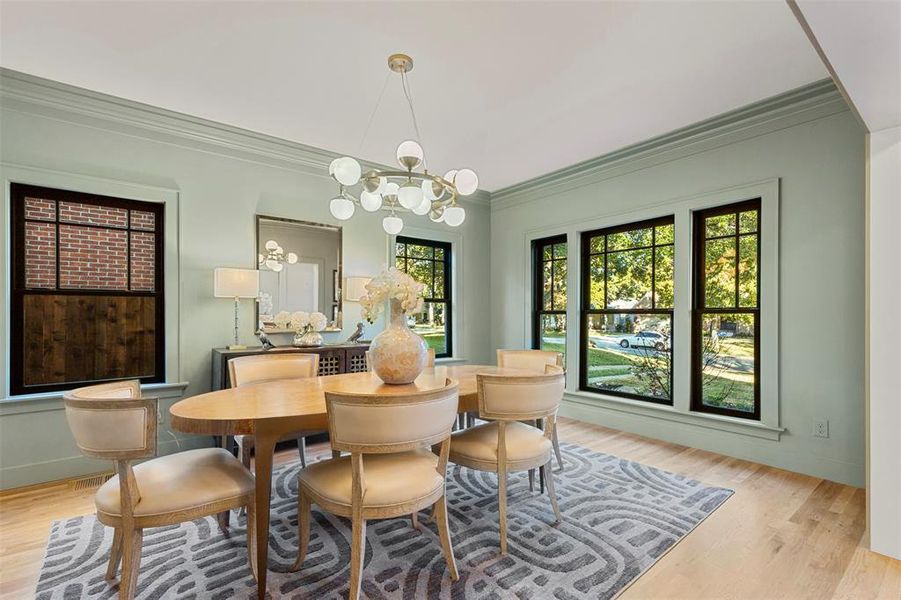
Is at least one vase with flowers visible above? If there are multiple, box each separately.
[360,267,428,384]
[280,310,328,347]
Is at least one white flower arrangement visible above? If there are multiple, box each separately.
[273,310,328,332]
[359,267,425,324]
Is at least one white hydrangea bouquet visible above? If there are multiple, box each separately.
[359,267,425,324]
[359,267,429,384]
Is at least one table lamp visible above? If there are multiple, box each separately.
[214,267,259,350]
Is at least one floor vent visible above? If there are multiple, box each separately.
[70,472,114,491]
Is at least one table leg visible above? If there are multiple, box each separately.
[253,428,277,600]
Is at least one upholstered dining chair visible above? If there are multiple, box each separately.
[290,378,460,600]
[448,369,565,554]
[64,380,256,600]
[496,349,565,469]
[228,352,321,469]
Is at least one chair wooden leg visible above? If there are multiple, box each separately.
[434,493,459,580]
[331,450,341,459]
[297,436,307,468]
[552,423,564,471]
[217,509,230,533]
[106,527,123,580]
[290,493,312,572]
[411,511,419,531]
[528,469,535,492]
[348,516,367,600]
[544,460,562,522]
[498,469,508,555]
[540,465,545,494]
[246,498,258,582]
[119,528,143,600]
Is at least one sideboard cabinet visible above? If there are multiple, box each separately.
[211,343,370,391]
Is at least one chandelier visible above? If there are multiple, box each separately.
[257,239,297,272]
[326,53,478,235]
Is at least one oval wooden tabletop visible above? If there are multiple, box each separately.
[169,364,536,436]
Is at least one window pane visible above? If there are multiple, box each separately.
[655,223,675,245]
[738,235,758,308]
[553,243,567,259]
[434,247,445,261]
[543,261,553,310]
[543,245,553,260]
[130,232,156,291]
[705,213,735,238]
[704,238,736,308]
[395,243,406,256]
[433,260,445,299]
[589,235,605,254]
[588,255,605,309]
[25,221,56,289]
[131,210,156,231]
[59,225,128,290]
[408,258,433,291]
[585,312,672,400]
[409,244,433,259]
[699,312,756,413]
[654,245,674,308]
[608,227,652,251]
[24,197,56,221]
[411,301,447,355]
[552,258,567,310]
[607,248,652,308]
[538,313,566,362]
[739,210,758,234]
[59,201,128,228]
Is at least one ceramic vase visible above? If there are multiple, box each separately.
[369,298,428,384]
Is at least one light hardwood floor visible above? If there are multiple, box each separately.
[1,417,898,599]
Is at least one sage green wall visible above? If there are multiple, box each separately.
[0,70,491,489]
[490,84,867,486]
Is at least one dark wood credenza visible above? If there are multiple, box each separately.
[211,343,370,391]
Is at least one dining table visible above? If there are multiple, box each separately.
[168,363,538,599]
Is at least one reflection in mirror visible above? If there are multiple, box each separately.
[255,215,342,332]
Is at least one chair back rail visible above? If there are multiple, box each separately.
[496,349,563,373]
[477,371,565,422]
[228,352,320,387]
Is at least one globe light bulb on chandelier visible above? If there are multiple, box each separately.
[322,53,479,234]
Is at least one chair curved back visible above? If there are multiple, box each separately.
[64,380,157,460]
[228,352,319,387]
[496,349,563,373]
[366,347,435,372]
[477,371,565,421]
[326,378,459,454]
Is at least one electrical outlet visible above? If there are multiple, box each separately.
[813,419,829,438]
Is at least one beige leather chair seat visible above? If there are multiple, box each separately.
[299,449,442,509]
[95,448,255,518]
[451,421,552,470]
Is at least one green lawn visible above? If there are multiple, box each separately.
[420,332,446,353]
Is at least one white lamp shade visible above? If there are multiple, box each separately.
[214,268,259,298]
[422,178,444,201]
[444,205,466,227]
[360,189,383,212]
[412,195,432,215]
[396,140,424,169]
[330,196,355,220]
[397,182,423,209]
[383,181,400,197]
[454,168,479,196]
[344,276,372,302]
[286,252,298,264]
[383,215,404,235]
[443,169,457,184]
[332,157,362,186]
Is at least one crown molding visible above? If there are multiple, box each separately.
[490,79,848,211]
[0,68,490,207]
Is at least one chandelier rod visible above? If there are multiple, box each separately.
[357,70,391,155]
[400,69,427,171]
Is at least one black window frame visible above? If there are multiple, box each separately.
[395,236,453,358]
[9,183,165,396]
[579,215,675,405]
[532,234,567,352]
[690,198,761,420]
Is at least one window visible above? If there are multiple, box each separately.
[10,184,164,395]
[691,199,760,419]
[533,235,567,360]
[580,217,674,404]
[395,236,452,357]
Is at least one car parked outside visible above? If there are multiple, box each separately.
[618,331,669,350]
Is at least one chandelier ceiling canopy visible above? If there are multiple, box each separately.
[326,53,478,234]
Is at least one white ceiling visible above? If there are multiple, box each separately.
[0,1,828,191]
[794,0,901,132]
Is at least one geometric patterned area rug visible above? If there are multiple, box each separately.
[36,443,732,599]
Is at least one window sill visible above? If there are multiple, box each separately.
[563,389,785,441]
[435,357,468,365]
[0,382,190,416]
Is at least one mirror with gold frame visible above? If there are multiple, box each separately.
[255,215,342,333]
